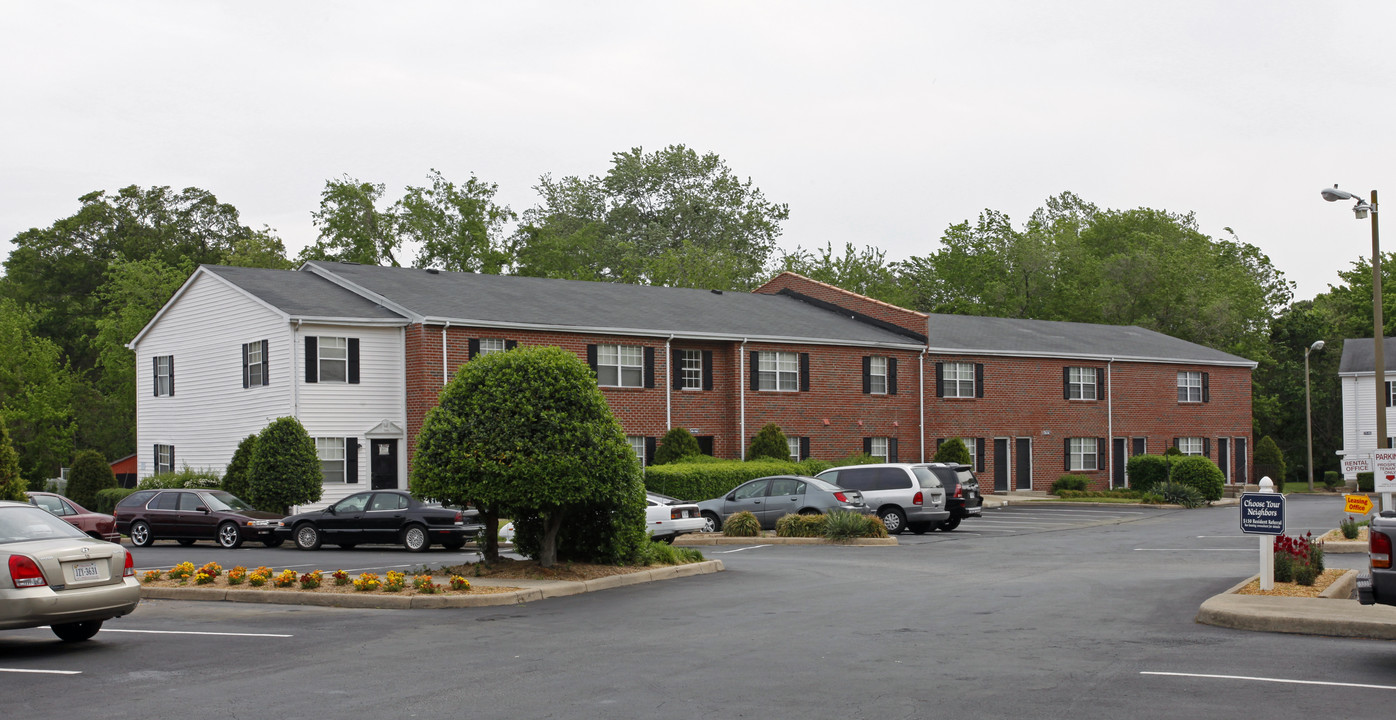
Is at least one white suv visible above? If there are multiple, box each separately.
[815,464,950,534]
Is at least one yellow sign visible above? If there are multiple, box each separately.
[1345,494,1373,515]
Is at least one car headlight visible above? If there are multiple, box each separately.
[247,520,277,527]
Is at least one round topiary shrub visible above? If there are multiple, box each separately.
[775,513,825,538]
[222,434,258,499]
[247,417,322,513]
[66,449,116,510]
[722,511,762,537]
[653,427,702,465]
[747,424,790,461]
[1168,456,1224,501]
[1126,454,1171,493]
[933,438,972,465]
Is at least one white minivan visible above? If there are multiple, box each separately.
[815,464,950,534]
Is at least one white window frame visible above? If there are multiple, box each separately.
[869,356,888,395]
[1177,371,1202,403]
[960,438,978,469]
[1068,438,1098,471]
[870,437,890,462]
[316,437,347,484]
[478,338,507,356]
[787,437,801,461]
[680,349,703,390]
[1067,367,1097,400]
[154,356,173,397]
[1178,437,1204,456]
[944,362,975,398]
[627,436,647,465]
[758,351,799,392]
[246,341,265,387]
[318,337,349,383]
[598,345,644,388]
[154,444,175,474]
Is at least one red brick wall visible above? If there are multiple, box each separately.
[754,272,928,338]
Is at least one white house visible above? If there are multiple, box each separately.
[1338,336,1396,476]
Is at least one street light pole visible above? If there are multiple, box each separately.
[1321,186,1383,452]
[1305,340,1325,491]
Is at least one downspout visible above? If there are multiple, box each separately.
[665,335,673,431]
[740,339,748,460]
[441,321,451,386]
[292,320,302,417]
[919,349,927,462]
[1107,359,1115,489]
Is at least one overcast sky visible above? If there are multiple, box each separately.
[3,1,1393,303]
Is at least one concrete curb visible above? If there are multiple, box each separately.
[138,559,725,609]
[1195,570,1396,640]
[672,535,897,546]
[1322,539,1367,554]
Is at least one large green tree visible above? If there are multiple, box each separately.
[411,346,645,567]
[0,298,77,486]
[774,242,911,307]
[0,422,25,502]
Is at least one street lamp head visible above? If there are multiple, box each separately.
[1322,185,1358,202]
[1310,340,1325,352]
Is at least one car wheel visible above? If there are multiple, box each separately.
[909,522,931,535]
[441,540,465,551]
[129,521,154,548]
[176,538,197,547]
[879,507,907,535]
[937,516,962,532]
[262,538,284,548]
[403,524,430,552]
[216,522,244,549]
[51,620,102,642]
[294,523,322,550]
[700,511,721,533]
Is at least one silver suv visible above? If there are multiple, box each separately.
[815,464,950,535]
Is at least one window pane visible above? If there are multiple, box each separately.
[787,438,800,461]
[682,350,702,389]
[480,338,506,355]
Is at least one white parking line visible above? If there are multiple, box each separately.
[1142,671,1396,691]
[1002,508,1146,515]
[1133,548,1254,552]
[95,629,293,638]
[342,564,415,573]
[713,545,771,553]
[0,668,81,675]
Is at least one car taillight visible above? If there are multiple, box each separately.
[953,486,963,498]
[913,491,924,506]
[123,550,135,577]
[1373,529,1393,569]
[453,511,463,523]
[671,509,683,520]
[833,492,849,503]
[9,555,47,588]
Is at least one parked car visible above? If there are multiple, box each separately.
[646,492,706,542]
[113,489,284,549]
[1357,509,1396,607]
[275,490,482,552]
[815,464,950,535]
[26,491,120,543]
[695,475,870,532]
[915,463,984,531]
[0,500,140,642]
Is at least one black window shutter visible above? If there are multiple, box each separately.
[862,356,872,394]
[644,347,656,389]
[1173,437,1181,449]
[348,338,360,384]
[799,437,810,461]
[672,352,684,390]
[1201,372,1210,403]
[977,438,986,472]
[1064,438,1071,471]
[644,437,656,466]
[152,444,158,469]
[1063,366,1071,400]
[799,353,810,392]
[702,350,713,391]
[168,357,174,396]
[468,339,480,359]
[1388,382,1393,407]
[863,437,873,455]
[936,438,943,451]
[1204,438,1212,458]
[261,339,269,385]
[888,358,897,395]
[152,356,159,396]
[1097,438,1107,468]
[935,362,944,398]
[305,337,318,383]
[889,437,899,463]
[750,351,760,391]
[586,344,598,372]
[505,340,517,350]
[242,343,250,389]
[169,446,174,472]
[346,438,359,484]
[975,363,984,398]
[1095,367,1104,396]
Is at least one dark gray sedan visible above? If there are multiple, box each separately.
[695,475,871,531]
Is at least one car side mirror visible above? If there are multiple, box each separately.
[196,506,208,514]
[325,506,336,515]
[726,494,736,501]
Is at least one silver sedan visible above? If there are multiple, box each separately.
[0,500,140,642]
[695,475,870,531]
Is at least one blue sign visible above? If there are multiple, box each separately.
[1240,493,1286,535]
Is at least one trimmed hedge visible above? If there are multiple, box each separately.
[644,458,833,501]
[1323,470,1342,489]
[1126,454,1171,493]
[139,468,222,490]
[775,513,827,537]
[1051,474,1088,494]
[1169,456,1224,501]
[92,488,138,514]
[1358,472,1374,492]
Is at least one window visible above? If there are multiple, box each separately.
[868,356,888,395]
[1178,371,1202,402]
[869,437,889,462]
[758,351,799,391]
[319,337,349,383]
[243,340,268,388]
[153,356,174,397]
[479,338,507,356]
[942,362,975,398]
[960,438,978,470]
[154,444,175,474]
[1068,438,1099,471]
[598,345,644,387]
[680,349,703,390]
[787,437,800,461]
[317,438,347,483]
[1066,367,1097,400]
[1177,437,1204,456]
[627,436,647,465]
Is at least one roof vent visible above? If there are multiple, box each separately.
[710,289,723,295]
[425,268,439,274]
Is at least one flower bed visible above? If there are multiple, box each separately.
[140,564,520,596]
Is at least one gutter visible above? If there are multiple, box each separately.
[740,339,748,460]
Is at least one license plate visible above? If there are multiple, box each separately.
[72,561,100,580]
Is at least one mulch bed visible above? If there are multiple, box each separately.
[1234,568,1348,598]
[439,557,661,582]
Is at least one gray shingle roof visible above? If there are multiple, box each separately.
[301,261,923,347]
[204,265,405,321]
[925,313,1257,366]
[1338,337,1396,374]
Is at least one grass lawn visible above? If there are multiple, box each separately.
[1280,482,1342,494]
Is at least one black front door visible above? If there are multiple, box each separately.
[1234,437,1248,485]
[1015,438,1032,490]
[371,440,398,490]
[1218,438,1230,484]
[1112,438,1126,488]
[993,438,1009,492]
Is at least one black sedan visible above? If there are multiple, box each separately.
[275,490,482,552]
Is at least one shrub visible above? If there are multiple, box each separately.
[636,538,702,565]
[1163,446,1183,457]
[822,510,888,540]
[933,438,972,465]
[1255,435,1286,484]
[775,513,827,537]
[1341,515,1361,539]
[653,427,702,465]
[722,511,761,537]
[1126,455,1171,493]
[1168,456,1224,501]
[222,434,258,499]
[0,422,24,503]
[747,423,790,461]
[1051,475,1088,494]
[139,467,221,490]
[66,450,116,510]
[1274,552,1294,583]
[247,417,322,513]
[1323,471,1342,490]
[644,458,819,502]
[1358,472,1374,492]
[1293,564,1319,586]
[1057,488,1142,499]
[1154,481,1205,508]
[92,487,137,514]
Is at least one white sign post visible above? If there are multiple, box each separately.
[1371,450,1396,513]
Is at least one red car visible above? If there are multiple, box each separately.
[26,491,121,543]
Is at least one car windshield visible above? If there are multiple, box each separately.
[912,467,942,488]
[804,476,844,493]
[203,491,254,512]
[0,506,88,544]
